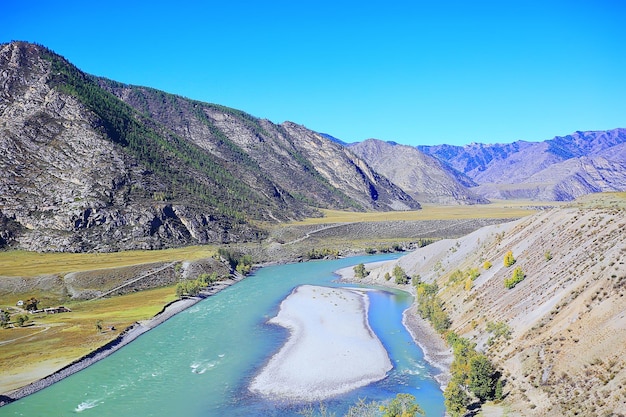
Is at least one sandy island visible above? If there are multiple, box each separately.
[249,285,392,402]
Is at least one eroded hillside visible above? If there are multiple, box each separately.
[365,193,626,416]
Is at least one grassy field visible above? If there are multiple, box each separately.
[0,286,177,394]
[0,245,215,278]
[289,200,554,225]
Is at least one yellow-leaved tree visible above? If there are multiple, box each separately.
[503,250,515,267]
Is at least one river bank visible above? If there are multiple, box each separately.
[0,273,246,406]
[1,253,451,409]
[335,263,453,391]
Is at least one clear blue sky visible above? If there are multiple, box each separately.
[3,0,625,146]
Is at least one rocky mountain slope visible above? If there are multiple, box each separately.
[349,139,488,204]
[97,81,418,213]
[0,41,418,252]
[362,192,626,416]
[419,129,626,201]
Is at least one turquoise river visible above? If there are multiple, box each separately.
[3,254,446,416]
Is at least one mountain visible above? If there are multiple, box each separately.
[349,139,488,205]
[361,192,626,416]
[0,41,419,252]
[93,81,418,213]
[318,133,349,146]
[472,156,626,201]
[419,129,626,200]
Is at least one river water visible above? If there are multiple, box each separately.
[3,254,445,416]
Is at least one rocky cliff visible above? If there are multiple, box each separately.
[0,42,419,252]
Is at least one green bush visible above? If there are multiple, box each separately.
[353,263,369,279]
[393,265,409,285]
[504,267,525,289]
[218,248,253,275]
[416,282,451,332]
[306,248,339,260]
[381,393,424,416]
[444,332,501,415]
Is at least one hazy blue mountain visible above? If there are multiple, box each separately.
[419,129,626,200]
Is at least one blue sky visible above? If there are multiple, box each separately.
[3,1,625,146]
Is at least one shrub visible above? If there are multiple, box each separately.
[416,282,450,332]
[505,267,525,289]
[16,314,29,327]
[411,274,422,287]
[393,265,409,285]
[468,268,480,280]
[306,248,339,260]
[483,260,492,269]
[381,393,425,416]
[353,263,368,279]
[503,250,516,267]
[486,321,512,344]
[0,310,10,328]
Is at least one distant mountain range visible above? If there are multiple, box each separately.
[1,41,625,252]
[418,129,626,200]
[348,129,626,203]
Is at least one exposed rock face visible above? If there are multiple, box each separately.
[419,129,626,201]
[473,155,626,201]
[0,41,420,252]
[349,139,488,205]
[0,42,262,251]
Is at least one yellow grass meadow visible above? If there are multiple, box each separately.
[0,245,215,278]
[290,200,552,225]
[0,286,177,393]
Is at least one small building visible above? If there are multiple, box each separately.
[43,306,72,314]
[16,300,23,306]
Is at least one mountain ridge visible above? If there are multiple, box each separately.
[0,41,419,252]
[349,139,488,205]
[419,129,626,200]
